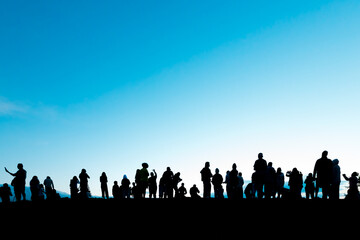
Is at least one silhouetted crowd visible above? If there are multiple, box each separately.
[1,151,360,203]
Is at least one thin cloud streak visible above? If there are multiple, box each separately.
[0,97,28,116]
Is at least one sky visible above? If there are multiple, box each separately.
[1,0,360,197]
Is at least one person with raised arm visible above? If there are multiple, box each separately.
[5,163,27,201]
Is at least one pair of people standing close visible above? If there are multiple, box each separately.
[252,153,284,199]
[70,168,90,199]
[225,164,244,199]
[313,151,342,199]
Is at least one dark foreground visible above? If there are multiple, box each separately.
[1,198,358,236]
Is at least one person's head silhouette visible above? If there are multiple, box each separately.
[17,163,23,170]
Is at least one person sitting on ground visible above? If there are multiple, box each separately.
[190,184,201,199]
[178,183,187,198]
[0,183,12,203]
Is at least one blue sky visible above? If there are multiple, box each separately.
[1,0,360,196]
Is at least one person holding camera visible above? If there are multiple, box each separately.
[5,163,27,202]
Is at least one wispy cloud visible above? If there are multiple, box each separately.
[0,97,59,120]
[0,98,29,116]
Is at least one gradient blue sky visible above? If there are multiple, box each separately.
[1,0,360,196]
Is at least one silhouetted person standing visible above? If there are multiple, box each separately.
[228,163,239,199]
[112,181,121,199]
[162,167,174,198]
[304,173,315,199]
[132,182,141,199]
[200,162,213,198]
[148,170,157,198]
[224,170,230,198]
[286,168,303,199]
[253,153,267,198]
[173,172,182,198]
[100,172,109,199]
[331,159,341,199]
[275,168,284,199]
[313,151,333,199]
[121,175,131,198]
[264,162,276,199]
[70,176,79,199]
[212,168,224,199]
[79,169,90,199]
[5,164,27,201]
[44,176,54,198]
[136,163,149,198]
[30,176,40,201]
[237,172,244,199]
